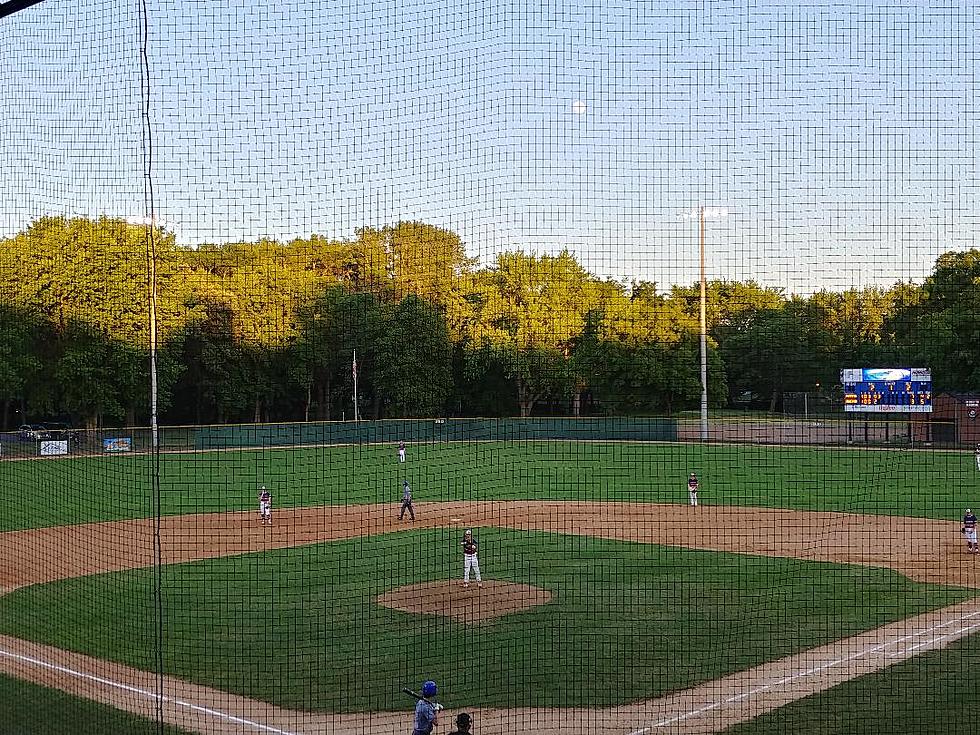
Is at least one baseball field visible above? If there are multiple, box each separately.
[1,439,978,734]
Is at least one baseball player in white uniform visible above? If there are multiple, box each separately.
[963,509,978,553]
[258,486,272,525]
[398,441,406,463]
[688,473,699,507]
[461,529,482,588]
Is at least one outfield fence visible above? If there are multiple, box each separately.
[0,416,971,461]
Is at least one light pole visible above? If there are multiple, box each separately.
[699,207,708,441]
[695,206,728,441]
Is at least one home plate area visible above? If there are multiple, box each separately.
[376,580,553,623]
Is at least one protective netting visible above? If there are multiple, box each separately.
[0,1,978,733]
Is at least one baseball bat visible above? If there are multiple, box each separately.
[402,688,444,711]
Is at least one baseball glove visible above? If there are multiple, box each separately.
[962,527,966,534]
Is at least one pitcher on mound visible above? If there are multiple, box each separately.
[461,529,482,588]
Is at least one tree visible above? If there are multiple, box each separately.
[0,217,189,426]
[0,306,43,429]
[462,251,600,416]
[375,296,453,417]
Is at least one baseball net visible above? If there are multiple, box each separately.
[0,1,977,734]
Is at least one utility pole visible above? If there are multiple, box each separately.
[699,205,708,441]
[352,350,360,422]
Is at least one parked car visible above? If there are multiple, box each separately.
[43,423,75,442]
[17,424,49,441]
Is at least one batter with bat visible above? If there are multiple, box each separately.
[404,681,443,735]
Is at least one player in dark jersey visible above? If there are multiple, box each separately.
[688,473,699,507]
[963,508,978,553]
[461,529,482,588]
[399,480,415,521]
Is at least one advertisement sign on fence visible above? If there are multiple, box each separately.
[40,440,69,456]
[103,437,133,453]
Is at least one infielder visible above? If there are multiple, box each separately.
[412,680,440,735]
[399,480,415,521]
[399,441,407,463]
[461,529,482,588]
[688,473,699,507]
[963,508,978,554]
[258,486,272,525]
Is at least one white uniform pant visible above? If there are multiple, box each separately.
[399,449,406,463]
[689,490,698,507]
[464,554,481,582]
[260,501,271,519]
[966,529,977,545]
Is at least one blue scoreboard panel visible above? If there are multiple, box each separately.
[840,368,932,413]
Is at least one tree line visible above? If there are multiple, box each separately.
[0,216,976,429]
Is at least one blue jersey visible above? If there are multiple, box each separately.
[413,699,436,734]
[964,513,977,529]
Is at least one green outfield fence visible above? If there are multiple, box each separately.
[2,416,974,461]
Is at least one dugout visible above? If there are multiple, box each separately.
[911,393,980,446]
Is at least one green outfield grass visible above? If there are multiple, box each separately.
[723,631,980,734]
[0,529,971,712]
[0,440,977,532]
[0,673,191,734]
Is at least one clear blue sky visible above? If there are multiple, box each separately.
[0,0,977,293]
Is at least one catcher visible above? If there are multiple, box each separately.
[962,508,978,554]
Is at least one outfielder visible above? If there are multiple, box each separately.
[412,680,441,735]
[963,508,978,554]
[688,473,699,507]
[399,441,407,463]
[399,480,415,521]
[975,444,980,472]
[258,486,272,525]
[461,529,482,588]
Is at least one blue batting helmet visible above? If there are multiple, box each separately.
[422,680,437,697]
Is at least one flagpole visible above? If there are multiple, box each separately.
[352,350,360,422]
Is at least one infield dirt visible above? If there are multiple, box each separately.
[1,501,978,734]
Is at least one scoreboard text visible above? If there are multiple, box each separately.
[840,368,932,413]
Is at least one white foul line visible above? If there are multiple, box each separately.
[626,609,980,735]
[0,647,302,735]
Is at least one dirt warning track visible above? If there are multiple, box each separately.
[1,501,978,734]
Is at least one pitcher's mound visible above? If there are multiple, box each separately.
[377,580,553,623]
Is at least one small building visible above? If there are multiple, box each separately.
[911,393,980,445]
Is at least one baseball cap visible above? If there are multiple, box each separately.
[456,712,472,726]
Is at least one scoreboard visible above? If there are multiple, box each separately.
[841,368,932,413]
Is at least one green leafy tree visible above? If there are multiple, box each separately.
[375,296,453,417]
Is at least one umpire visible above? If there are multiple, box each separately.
[448,712,473,734]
